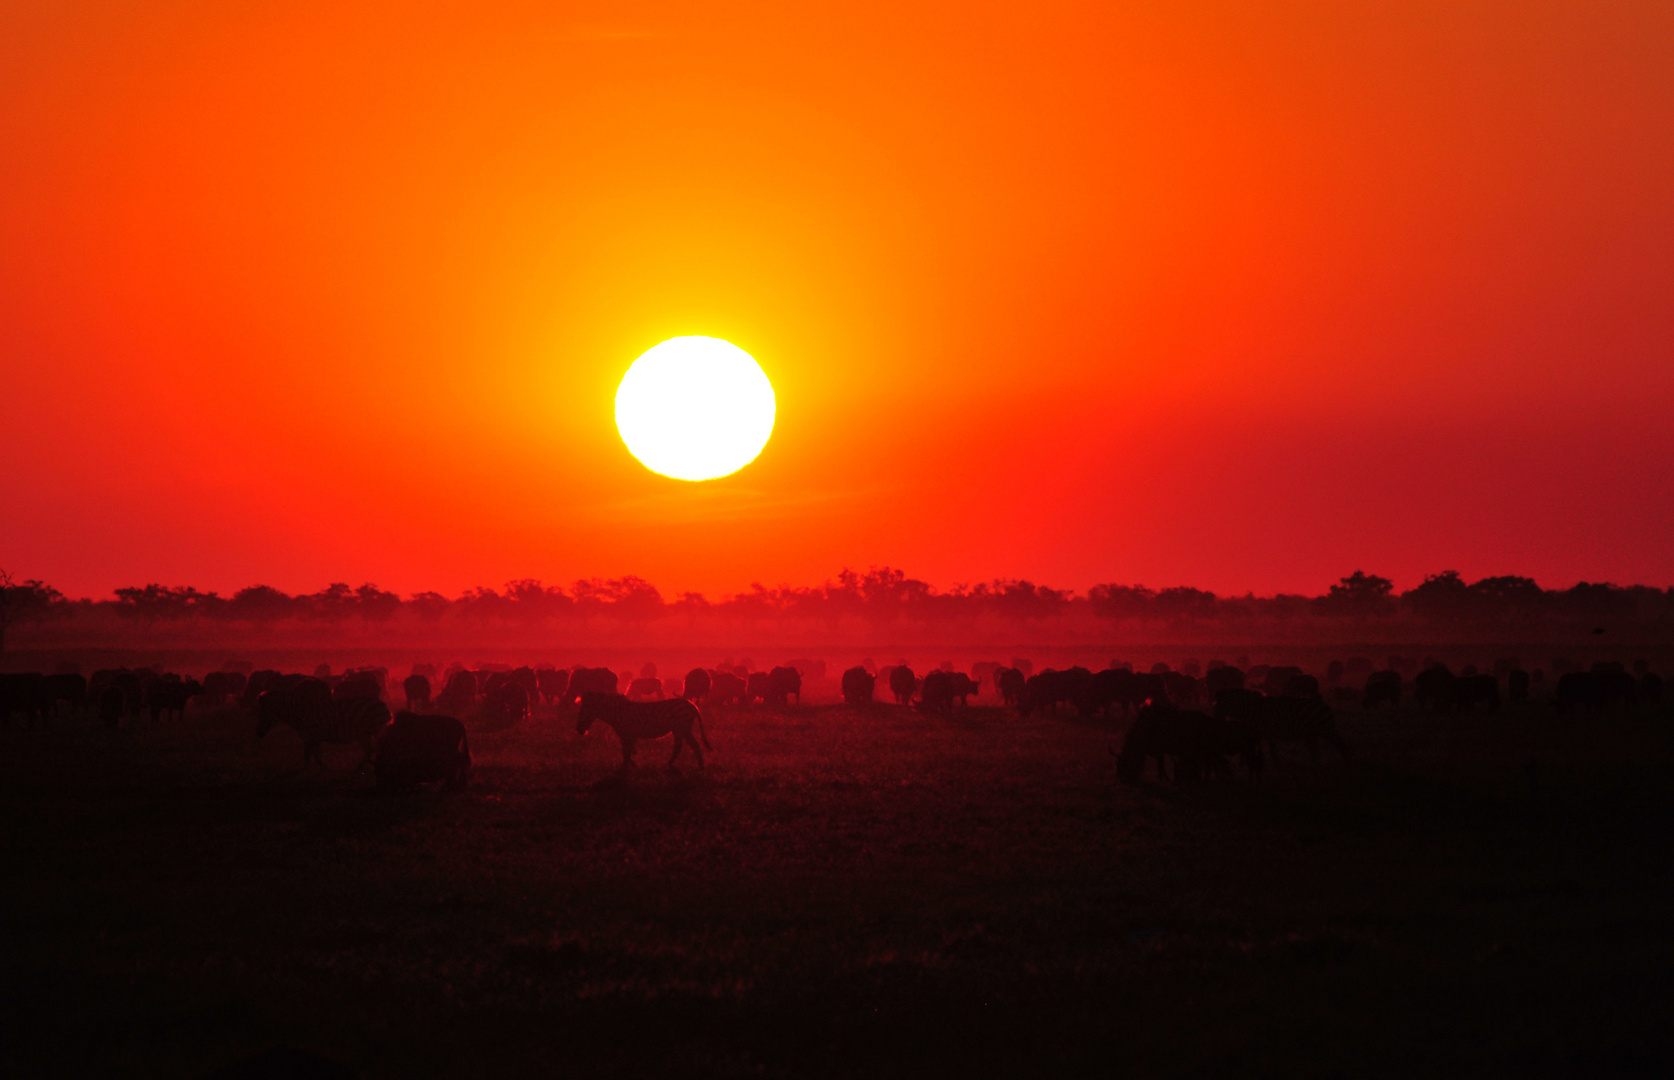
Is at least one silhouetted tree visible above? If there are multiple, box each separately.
[1319,571,1396,618]
[1403,571,1471,619]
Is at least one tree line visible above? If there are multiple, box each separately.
[1,566,1668,636]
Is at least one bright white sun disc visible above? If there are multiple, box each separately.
[615,337,776,481]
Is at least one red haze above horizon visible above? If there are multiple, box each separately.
[3,1,1672,601]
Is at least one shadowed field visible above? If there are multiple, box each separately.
[4,699,1673,1078]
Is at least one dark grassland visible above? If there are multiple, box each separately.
[4,698,1674,1078]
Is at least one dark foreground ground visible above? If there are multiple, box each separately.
[4,697,1674,1079]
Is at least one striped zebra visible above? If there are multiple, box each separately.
[576,692,711,769]
[257,677,391,767]
[1214,689,1346,763]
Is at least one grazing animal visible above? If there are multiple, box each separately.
[1283,674,1321,700]
[1203,665,1245,699]
[376,712,471,792]
[1507,668,1530,705]
[146,676,202,722]
[628,677,665,701]
[1161,671,1202,707]
[565,667,618,706]
[510,667,539,703]
[841,666,875,705]
[240,670,283,712]
[1642,671,1664,707]
[944,672,980,706]
[258,679,391,767]
[1114,705,1262,784]
[479,681,529,730]
[708,671,748,706]
[576,692,711,769]
[333,673,383,703]
[746,671,773,705]
[0,672,47,726]
[435,669,479,713]
[1363,670,1402,709]
[1453,674,1500,713]
[200,671,246,705]
[1260,666,1304,698]
[1076,668,1131,717]
[43,672,87,715]
[535,667,569,706]
[1020,667,1094,717]
[1215,690,1346,762]
[995,667,1025,707]
[403,674,432,712]
[888,665,918,706]
[767,666,803,706]
[919,670,956,715]
[682,667,712,703]
[1413,666,1458,713]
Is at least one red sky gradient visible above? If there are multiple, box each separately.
[3,1,1672,600]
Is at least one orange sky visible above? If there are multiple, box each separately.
[3,1,1672,599]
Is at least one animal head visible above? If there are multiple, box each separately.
[576,692,610,735]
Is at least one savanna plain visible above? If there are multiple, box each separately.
[5,683,1673,1078]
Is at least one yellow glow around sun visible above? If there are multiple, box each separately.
[615,337,776,481]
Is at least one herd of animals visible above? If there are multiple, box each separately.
[0,652,1664,789]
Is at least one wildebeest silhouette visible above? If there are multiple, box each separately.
[1413,665,1457,713]
[767,666,802,706]
[746,671,772,705]
[1642,671,1664,706]
[1114,704,1262,784]
[1363,670,1401,709]
[887,665,918,706]
[1507,668,1530,705]
[995,667,1025,707]
[1020,667,1094,717]
[1259,666,1304,698]
[1161,670,1202,707]
[565,667,618,706]
[535,667,569,706]
[1283,674,1320,700]
[919,670,958,715]
[200,670,246,705]
[576,692,710,770]
[240,670,282,712]
[376,711,471,792]
[1554,668,1635,712]
[1215,689,1345,762]
[1075,667,1130,717]
[1203,665,1244,700]
[403,674,431,712]
[479,680,529,730]
[258,677,390,768]
[435,669,479,713]
[1453,673,1500,713]
[0,672,47,726]
[146,675,202,722]
[841,665,875,705]
[43,672,86,715]
[628,677,665,701]
[944,672,980,706]
[708,670,747,706]
[682,667,712,703]
[333,673,383,703]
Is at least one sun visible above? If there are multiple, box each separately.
[614,336,776,481]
